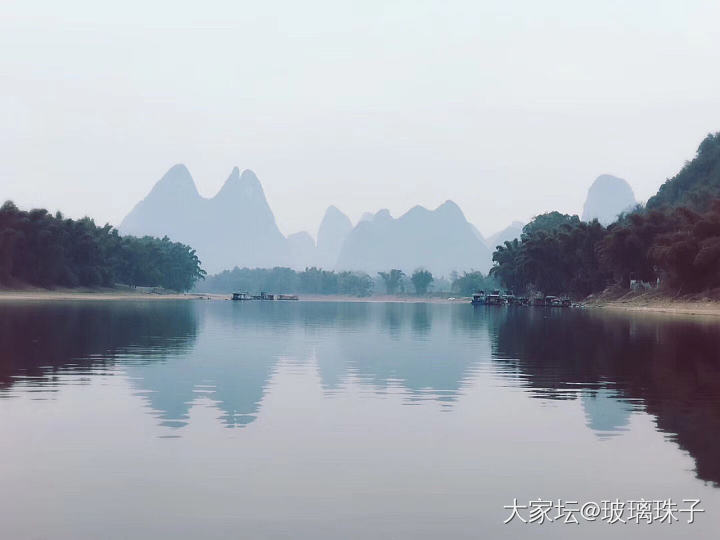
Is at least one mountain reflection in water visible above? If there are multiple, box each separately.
[1,300,719,487]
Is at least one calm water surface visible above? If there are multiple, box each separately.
[1,300,719,539]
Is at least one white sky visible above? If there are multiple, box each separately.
[2,0,720,239]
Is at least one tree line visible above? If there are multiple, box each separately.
[489,132,720,298]
[197,266,375,296]
[0,201,206,291]
[490,202,720,298]
[196,266,498,296]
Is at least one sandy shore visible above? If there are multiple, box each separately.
[0,288,210,302]
[593,301,720,317]
[587,289,720,318]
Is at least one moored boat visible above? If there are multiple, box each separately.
[485,293,504,305]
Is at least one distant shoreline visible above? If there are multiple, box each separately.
[3,288,720,317]
[295,294,467,304]
[0,288,467,303]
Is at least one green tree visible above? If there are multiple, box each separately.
[378,269,405,295]
[452,271,499,295]
[522,211,580,237]
[647,132,720,211]
[410,269,433,295]
[0,201,206,291]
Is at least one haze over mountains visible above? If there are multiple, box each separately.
[336,203,493,275]
[486,221,525,250]
[316,206,353,269]
[120,165,288,273]
[120,165,638,276]
[581,175,637,225]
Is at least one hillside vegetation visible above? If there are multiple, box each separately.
[647,132,720,210]
[491,132,720,298]
[0,201,205,291]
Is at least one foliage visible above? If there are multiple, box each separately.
[647,201,720,291]
[491,198,720,297]
[410,269,433,295]
[522,211,580,237]
[0,201,205,291]
[489,132,720,297]
[491,216,610,298]
[378,269,405,294]
[596,209,678,286]
[647,132,720,211]
[197,266,373,296]
[451,271,499,296]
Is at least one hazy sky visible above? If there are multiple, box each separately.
[3,0,720,239]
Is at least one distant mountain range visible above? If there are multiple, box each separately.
[486,221,525,250]
[119,165,637,276]
[336,203,493,276]
[120,165,288,273]
[120,165,495,275]
[316,205,353,269]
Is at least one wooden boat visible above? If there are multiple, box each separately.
[471,291,486,305]
[231,292,252,301]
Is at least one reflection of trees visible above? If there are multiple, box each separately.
[489,308,720,485]
[0,301,198,391]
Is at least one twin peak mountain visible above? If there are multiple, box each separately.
[120,165,635,275]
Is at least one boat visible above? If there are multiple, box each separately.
[485,292,505,305]
[471,291,486,305]
[546,296,569,307]
[232,291,296,301]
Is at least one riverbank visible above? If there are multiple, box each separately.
[0,286,209,302]
[0,288,466,303]
[298,294,466,303]
[586,287,720,317]
[5,286,720,315]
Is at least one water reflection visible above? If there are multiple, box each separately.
[487,306,720,485]
[1,300,719,487]
[581,389,632,437]
[0,301,198,392]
